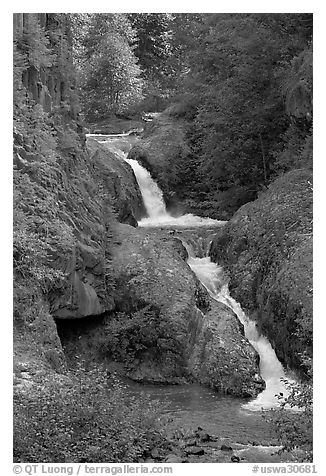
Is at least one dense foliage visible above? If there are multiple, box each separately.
[178,14,313,185]
[127,13,176,110]
[97,305,172,365]
[14,366,166,462]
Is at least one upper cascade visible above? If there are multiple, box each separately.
[124,157,226,228]
[125,158,168,220]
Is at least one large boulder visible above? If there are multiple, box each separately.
[108,224,206,383]
[60,224,263,395]
[189,300,264,397]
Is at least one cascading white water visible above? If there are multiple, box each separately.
[186,255,290,410]
[125,157,226,228]
[220,290,291,411]
[125,158,168,219]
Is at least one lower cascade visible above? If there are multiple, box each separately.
[98,135,292,411]
[186,255,290,411]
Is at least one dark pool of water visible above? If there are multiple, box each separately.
[121,381,275,444]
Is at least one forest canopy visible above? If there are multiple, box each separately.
[72,13,312,204]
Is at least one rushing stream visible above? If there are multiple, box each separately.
[89,133,293,443]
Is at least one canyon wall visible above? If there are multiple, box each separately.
[209,169,313,375]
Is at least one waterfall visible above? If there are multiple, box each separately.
[125,157,226,228]
[124,154,291,410]
[95,135,292,410]
[125,158,168,219]
[218,289,291,411]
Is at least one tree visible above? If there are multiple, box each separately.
[127,13,178,111]
[128,13,173,82]
[76,14,143,122]
[172,14,312,204]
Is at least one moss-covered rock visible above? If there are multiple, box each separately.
[209,169,313,374]
[189,300,264,397]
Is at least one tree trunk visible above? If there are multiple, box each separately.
[259,132,267,184]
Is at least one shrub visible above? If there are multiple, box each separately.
[14,365,167,463]
[95,304,178,366]
[265,358,313,462]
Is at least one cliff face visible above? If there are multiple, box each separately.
[13,13,79,118]
[13,14,147,378]
[209,169,313,375]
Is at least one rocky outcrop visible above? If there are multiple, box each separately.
[209,169,313,374]
[14,129,146,322]
[49,138,146,320]
[109,224,207,383]
[87,138,146,226]
[57,224,262,396]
